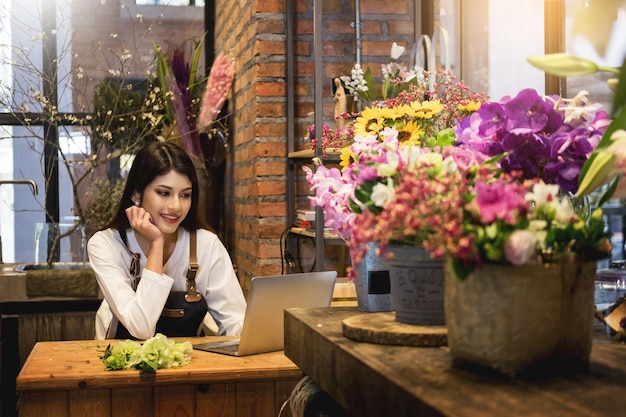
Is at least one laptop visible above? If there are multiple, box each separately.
[193,271,337,356]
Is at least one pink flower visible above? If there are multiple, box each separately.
[504,230,538,266]
[198,52,235,132]
[442,145,490,174]
[471,180,527,225]
[303,165,355,239]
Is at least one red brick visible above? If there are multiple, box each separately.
[255,160,286,176]
[361,0,409,14]
[256,40,286,56]
[256,62,286,78]
[258,201,287,217]
[326,20,356,35]
[257,102,286,118]
[255,0,286,13]
[388,20,415,36]
[256,141,287,157]
[256,82,287,97]
[256,181,287,196]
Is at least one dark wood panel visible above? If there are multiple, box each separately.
[68,389,111,417]
[285,307,626,417]
[195,383,236,417]
[111,387,154,417]
[18,391,69,417]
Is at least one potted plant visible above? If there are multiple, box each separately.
[413,87,615,376]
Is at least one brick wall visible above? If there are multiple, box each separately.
[216,0,419,291]
[70,0,422,291]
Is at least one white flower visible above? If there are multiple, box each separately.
[371,178,396,207]
[550,197,576,225]
[376,150,400,177]
[525,182,560,206]
[390,42,405,61]
[504,229,538,266]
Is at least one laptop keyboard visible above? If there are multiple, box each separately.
[218,343,240,353]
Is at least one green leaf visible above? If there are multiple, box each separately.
[155,47,174,124]
[362,68,377,102]
[610,56,626,117]
[527,53,601,77]
[597,177,620,207]
[188,33,206,94]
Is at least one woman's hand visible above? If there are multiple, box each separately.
[125,205,164,244]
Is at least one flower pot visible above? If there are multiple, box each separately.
[352,242,393,312]
[444,259,597,376]
[386,245,445,325]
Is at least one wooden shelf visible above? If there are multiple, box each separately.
[288,149,342,162]
[289,227,346,245]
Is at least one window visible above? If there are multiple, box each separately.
[0,0,205,263]
[136,0,205,6]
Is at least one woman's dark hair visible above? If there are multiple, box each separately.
[107,141,206,231]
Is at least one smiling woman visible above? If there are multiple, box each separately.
[87,141,246,341]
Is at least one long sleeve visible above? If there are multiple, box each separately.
[194,229,246,336]
[88,228,246,339]
[88,229,174,340]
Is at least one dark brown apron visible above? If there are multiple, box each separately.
[114,229,209,339]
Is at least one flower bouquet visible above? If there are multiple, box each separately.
[307,41,488,157]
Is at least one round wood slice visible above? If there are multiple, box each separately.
[342,312,447,347]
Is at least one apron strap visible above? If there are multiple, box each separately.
[185,230,202,302]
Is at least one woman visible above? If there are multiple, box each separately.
[88,141,246,340]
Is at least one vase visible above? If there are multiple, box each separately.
[444,259,597,376]
[352,242,393,312]
[386,245,445,325]
[34,222,86,264]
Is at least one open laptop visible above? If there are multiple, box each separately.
[193,270,337,356]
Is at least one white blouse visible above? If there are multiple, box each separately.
[87,228,246,340]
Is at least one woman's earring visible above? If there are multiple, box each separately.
[134,200,140,207]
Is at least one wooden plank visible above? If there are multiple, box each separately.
[111,387,153,417]
[235,381,275,417]
[342,312,447,346]
[68,389,110,417]
[275,379,300,417]
[195,383,236,417]
[18,390,69,417]
[154,384,194,417]
[16,338,301,391]
[284,307,626,417]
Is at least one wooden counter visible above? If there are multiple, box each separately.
[284,307,626,417]
[17,338,302,417]
[1,264,103,417]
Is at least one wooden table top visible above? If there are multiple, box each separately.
[16,337,302,392]
[285,307,626,417]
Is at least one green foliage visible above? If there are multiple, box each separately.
[83,177,125,237]
[100,333,193,373]
[91,78,162,153]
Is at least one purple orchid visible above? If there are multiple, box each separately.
[455,88,610,193]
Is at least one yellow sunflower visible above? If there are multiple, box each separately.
[394,120,423,146]
[353,106,385,137]
[339,146,354,170]
[409,99,444,119]
[379,105,407,122]
[458,100,482,112]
